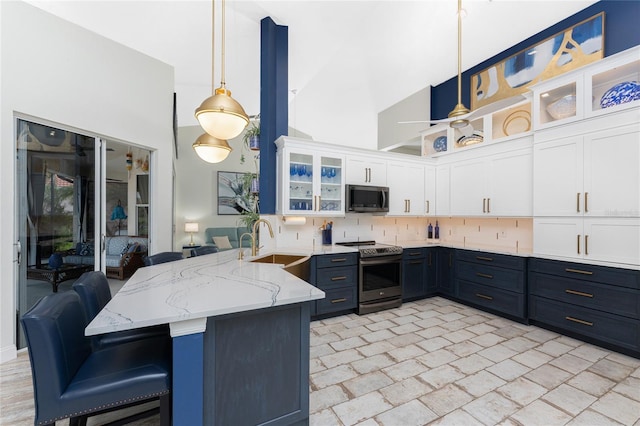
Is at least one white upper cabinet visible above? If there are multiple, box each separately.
[534,122,640,218]
[276,138,345,217]
[345,155,387,186]
[450,137,533,217]
[424,165,436,216]
[387,160,425,216]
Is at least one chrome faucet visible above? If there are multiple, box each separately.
[251,218,274,256]
[237,233,254,260]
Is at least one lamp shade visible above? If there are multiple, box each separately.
[195,87,249,140]
[184,222,199,233]
[192,133,232,163]
[110,201,127,220]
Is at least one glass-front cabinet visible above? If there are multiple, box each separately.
[276,137,345,216]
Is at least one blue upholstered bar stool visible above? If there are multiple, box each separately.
[143,251,183,266]
[190,245,219,257]
[72,271,169,350]
[21,291,171,426]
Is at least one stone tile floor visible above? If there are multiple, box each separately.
[2,296,639,425]
[308,297,640,425]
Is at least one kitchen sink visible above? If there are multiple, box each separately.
[250,253,311,282]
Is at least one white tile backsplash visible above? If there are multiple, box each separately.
[261,214,532,254]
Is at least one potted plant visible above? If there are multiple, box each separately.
[240,122,260,164]
[237,171,260,230]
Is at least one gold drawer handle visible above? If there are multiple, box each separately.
[585,192,588,213]
[565,316,593,326]
[331,298,347,304]
[565,289,594,298]
[408,252,422,256]
[476,256,493,262]
[331,258,347,262]
[409,260,423,265]
[576,192,581,213]
[565,268,594,275]
[475,293,493,300]
[331,276,347,281]
[476,273,493,279]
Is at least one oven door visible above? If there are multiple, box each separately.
[359,254,402,304]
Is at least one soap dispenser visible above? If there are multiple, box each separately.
[428,223,433,239]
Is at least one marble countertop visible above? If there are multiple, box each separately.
[86,249,325,336]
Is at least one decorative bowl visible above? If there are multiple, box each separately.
[600,81,640,109]
[433,136,447,152]
[456,132,484,147]
[546,94,576,120]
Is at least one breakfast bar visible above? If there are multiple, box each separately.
[85,249,325,425]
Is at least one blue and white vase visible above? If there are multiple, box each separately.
[600,81,640,109]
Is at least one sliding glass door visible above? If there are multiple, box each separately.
[15,119,104,348]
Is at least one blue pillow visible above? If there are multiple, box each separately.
[48,253,63,269]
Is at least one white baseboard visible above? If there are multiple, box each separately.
[0,344,17,364]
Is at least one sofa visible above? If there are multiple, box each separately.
[64,236,148,280]
[204,227,252,251]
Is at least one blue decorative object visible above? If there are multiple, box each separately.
[48,253,63,269]
[600,81,640,109]
[433,136,447,152]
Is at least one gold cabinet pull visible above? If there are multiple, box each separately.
[482,198,486,213]
[565,289,594,298]
[476,256,493,262]
[487,198,490,213]
[331,298,347,304]
[565,268,594,275]
[426,200,430,213]
[576,192,581,213]
[565,316,593,326]
[317,195,322,211]
[475,293,493,300]
[408,199,411,212]
[585,235,589,256]
[409,260,423,265]
[577,234,581,255]
[584,192,588,213]
[331,276,347,281]
[476,272,493,279]
[331,258,347,263]
[408,252,422,256]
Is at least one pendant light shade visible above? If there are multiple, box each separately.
[448,0,470,129]
[195,0,248,141]
[195,87,249,140]
[192,133,232,163]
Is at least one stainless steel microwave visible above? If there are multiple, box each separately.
[346,184,389,213]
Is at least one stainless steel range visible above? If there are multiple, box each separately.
[336,241,403,315]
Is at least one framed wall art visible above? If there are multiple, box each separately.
[471,12,604,110]
[217,171,257,215]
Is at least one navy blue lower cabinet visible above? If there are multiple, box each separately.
[311,253,358,318]
[203,303,311,424]
[437,247,455,296]
[402,248,428,301]
[454,249,527,321]
[528,258,640,357]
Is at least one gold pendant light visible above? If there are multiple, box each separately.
[192,133,232,163]
[448,0,470,129]
[195,0,249,141]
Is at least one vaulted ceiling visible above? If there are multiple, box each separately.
[25,0,597,148]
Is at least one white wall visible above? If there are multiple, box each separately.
[0,1,175,362]
[378,87,430,150]
[174,125,258,249]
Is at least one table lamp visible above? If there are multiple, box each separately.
[185,222,199,246]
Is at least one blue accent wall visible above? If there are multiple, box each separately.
[431,0,640,120]
[260,17,288,214]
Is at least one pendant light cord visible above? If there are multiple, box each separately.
[221,0,226,88]
[211,0,215,92]
[457,0,462,106]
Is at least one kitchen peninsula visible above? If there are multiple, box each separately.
[86,249,328,425]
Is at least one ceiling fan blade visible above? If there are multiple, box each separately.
[398,94,527,125]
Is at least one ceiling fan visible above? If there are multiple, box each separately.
[399,0,526,134]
